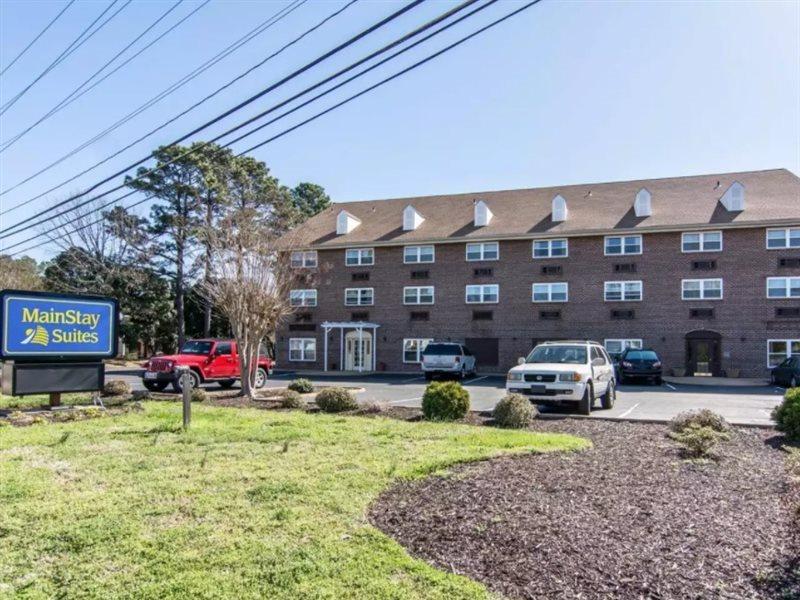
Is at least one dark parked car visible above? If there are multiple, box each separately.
[771,357,799,388]
[618,348,663,385]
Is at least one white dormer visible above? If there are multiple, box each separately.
[720,181,745,212]
[474,200,493,227]
[336,210,361,235]
[634,188,652,217]
[551,195,567,222]
[402,205,424,231]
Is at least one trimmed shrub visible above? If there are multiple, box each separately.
[421,381,470,421]
[315,387,358,413]
[288,378,314,393]
[669,423,729,458]
[280,389,305,409]
[356,401,386,415]
[773,388,800,440]
[191,388,208,403]
[103,379,131,397]
[493,394,537,429]
[669,409,728,434]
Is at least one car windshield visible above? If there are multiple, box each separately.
[526,345,587,364]
[180,341,213,355]
[422,344,460,356]
[625,350,659,361]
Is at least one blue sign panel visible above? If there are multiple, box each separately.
[0,291,118,360]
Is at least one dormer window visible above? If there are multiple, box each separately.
[336,210,361,235]
[551,195,567,222]
[720,181,745,212]
[403,206,424,231]
[634,188,652,217]
[474,200,493,227]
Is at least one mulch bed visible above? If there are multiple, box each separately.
[370,418,800,599]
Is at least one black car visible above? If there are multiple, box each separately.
[771,357,799,388]
[618,348,663,385]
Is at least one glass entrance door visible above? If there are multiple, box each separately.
[345,331,372,371]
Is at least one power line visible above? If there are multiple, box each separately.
[0,0,131,116]
[7,0,539,256]
[0,0,307,203]
[0,0,76,77]
[0,0,425,238]
[1,0,210,152]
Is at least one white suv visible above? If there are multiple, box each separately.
[421,342,477,380]
[505,340,616,415]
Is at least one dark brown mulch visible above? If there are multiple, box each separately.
[370,419,800,599]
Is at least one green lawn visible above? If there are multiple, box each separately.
[0,392,94,411]
[0,404,587,599]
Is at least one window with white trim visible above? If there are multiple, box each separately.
[604,235,642,255]
[465,284,499,304]
[604,339,643,356]
[289,338,316,361]
[289,289,317,307]
[604,281,643,301]
[403,245,435,264]
[403,338,433,363]
[465,242,499,261]
[532,282,568,302]
[767,277,800,299]
[767,228,800,249]
[344,288,373,306]
[403,286,434,305]
[290,250,318,268]
[532,238,568,259]
[768,339,800,368]
[682,231,722,252]
[682,278,723,300]
[345,248,374,266]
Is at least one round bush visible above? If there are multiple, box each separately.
[280,389,305,409]
[288,378,314,393]
[669,409,728,434]
[315,387,358,413]
[191,388,208,403]
[103,379,131,397]
[422,381,470,421]
[493,394,537,429]
[773,388,800,440]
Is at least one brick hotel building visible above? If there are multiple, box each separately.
[276,169,800,378]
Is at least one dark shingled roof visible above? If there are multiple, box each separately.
[291,169,800,248]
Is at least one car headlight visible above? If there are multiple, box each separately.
[507,372,523,381]
[558,372,582,382]
[652,361,662,368]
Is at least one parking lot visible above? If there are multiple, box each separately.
[113,369,786,427]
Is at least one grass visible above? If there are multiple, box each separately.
[0,403,587,599]
[0,392,94,411]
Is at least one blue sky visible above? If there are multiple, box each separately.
[0,0,798,260]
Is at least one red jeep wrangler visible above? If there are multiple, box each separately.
[142,339,275,392]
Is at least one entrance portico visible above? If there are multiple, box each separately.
[321,321,380,372]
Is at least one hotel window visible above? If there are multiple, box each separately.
[289,289,317,307]
[465,284,499,304]
[344,288,374,306]
[767,277,800,299]
[604,339,643,356]
[532,282,568,303]
[767,228,800,249]
[682,278,723,300]
[604,235,642,256]
[768,339,800,368]
[290,250,318,268]
[465,242,499,261]
[532,238,568,259]
[682,231,722,253]
[289,338,316,362]
[403,245,435,264]
[403,286,434,305]
[345,248,374,266]
[403,338,433,363]
[604,281,643,301]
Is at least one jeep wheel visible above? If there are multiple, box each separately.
[172,370,201,393]
[254,368,268,389]
[218,379,236,389]
[143,381,168,392]
[578,385,592,416]
[601,380,615,409]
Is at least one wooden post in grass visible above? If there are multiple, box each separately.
[49,392,61,408]
[176,366,191,430]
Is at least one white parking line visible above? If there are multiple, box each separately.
[618,403,640,418]
[466,376,489,384]
[664,383,677,391]
[401,376,425,383]
[775,387,785,393]
[389,397,422,405]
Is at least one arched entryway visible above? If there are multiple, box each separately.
[345,330,373,372]
[685,330,722,376]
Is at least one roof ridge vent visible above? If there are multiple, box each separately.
[336,210,361,235]
[551,194,567,222]
[474,200,493,227]
[403,205,424,231]
[720,181,745,212]
[634,188,652,217]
